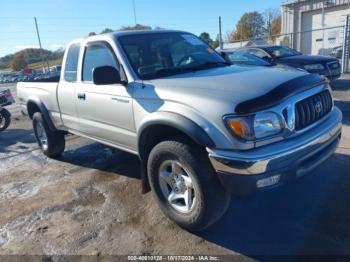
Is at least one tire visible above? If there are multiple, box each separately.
[0,108,11,131]
[147,140,231,232]
[32,112,65,158]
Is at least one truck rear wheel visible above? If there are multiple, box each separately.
[33,112,65,158]
[0,108,11,131]
[147,140,231,232]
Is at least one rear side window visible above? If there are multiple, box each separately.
[82,43,118,82]
[64,43,80,82]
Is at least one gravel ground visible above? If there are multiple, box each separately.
[0,77,349,258]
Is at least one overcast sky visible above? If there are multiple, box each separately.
[0,0,282,57]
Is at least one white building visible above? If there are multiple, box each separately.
[281,0,350,55]
[222,39,267,50]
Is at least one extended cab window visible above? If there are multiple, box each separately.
[64,43,80,82]
[82,43,118,82]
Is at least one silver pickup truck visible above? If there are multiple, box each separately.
[17,30,342,231]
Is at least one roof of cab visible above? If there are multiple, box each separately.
[113,29,186,36]
[66,29,189,47]
[90,29,188,41]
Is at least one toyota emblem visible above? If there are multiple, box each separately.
[315,101,323,113]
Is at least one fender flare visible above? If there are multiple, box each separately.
[27,97,56,131]
[137,111,215,154]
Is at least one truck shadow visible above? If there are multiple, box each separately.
[198,152,350,257]
[59,142,141,179]
[0,128,36,154]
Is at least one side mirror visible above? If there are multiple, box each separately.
[93,66,121,85]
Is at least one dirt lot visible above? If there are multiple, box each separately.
[0,78,350,258]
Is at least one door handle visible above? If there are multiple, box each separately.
[77,93,86,100]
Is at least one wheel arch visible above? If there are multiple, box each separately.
[137,112,215,194]
[137,112,215,161]
[27,98,56,131]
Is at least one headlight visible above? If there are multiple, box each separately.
[225,112,282,141]
[304,64,325,71]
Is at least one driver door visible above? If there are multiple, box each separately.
[76,41,135,150]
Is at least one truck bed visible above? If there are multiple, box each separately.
[17,81,61,126]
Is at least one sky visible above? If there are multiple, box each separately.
[0,0,283,57]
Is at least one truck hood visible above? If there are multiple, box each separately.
[145,65,323,114]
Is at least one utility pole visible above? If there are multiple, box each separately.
[219,16,223,50]
[34,17,49,72]
[132,0,137,25]
[321,2,325,55]
[342,15,350,73]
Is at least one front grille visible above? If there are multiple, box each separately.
[295,90,332,131]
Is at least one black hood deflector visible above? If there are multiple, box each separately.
[235,74,326,114]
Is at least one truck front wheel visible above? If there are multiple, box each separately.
[147,140,231,231]
[33,112,65,158]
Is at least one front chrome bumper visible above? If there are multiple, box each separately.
[207,107,342,195]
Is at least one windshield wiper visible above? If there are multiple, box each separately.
[160,61,230,73]
[156,67,197,74]
[197,61,231,67]
[177,61,230,72]
[141,67,197,79]
[143,61,231,79]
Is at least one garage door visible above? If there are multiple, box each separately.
[301,5,348,55]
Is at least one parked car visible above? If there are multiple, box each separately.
[219,49,274,66]
[330,46,343,59]
[218,49,303,72]
[17,30,342,231]
[242,45,341,80]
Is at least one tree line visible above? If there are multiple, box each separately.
[0,48,64,71]
[199,9,281,48]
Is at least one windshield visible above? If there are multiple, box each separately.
[119,32,227,80]
[263,46,301,58]
[225,51,271,66]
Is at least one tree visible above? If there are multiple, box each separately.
[88,32,97,36]
[100,28,113,34]
[263,8,281,37]
[199,32,212,44]
[119,24,152,31]
[229,11,266,42]
[211,34,220,49]
[199,32,220,49]
[270,15,281,36]
[11,53,27,71]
